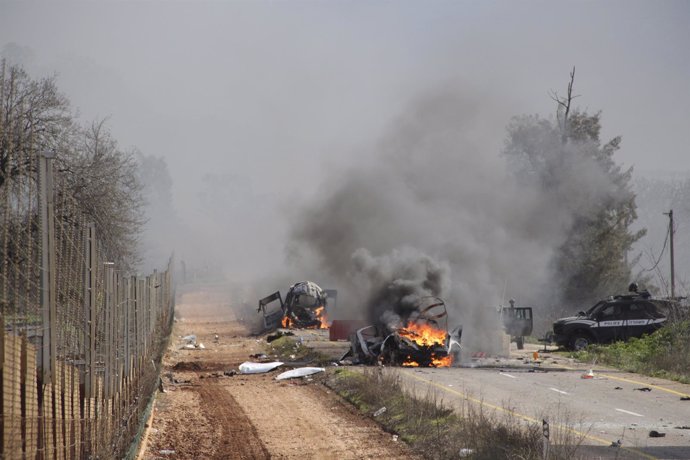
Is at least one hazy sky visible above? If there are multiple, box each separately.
[1,0,689,281]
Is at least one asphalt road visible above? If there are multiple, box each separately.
[289,329,690,459]
[399,348,690,460]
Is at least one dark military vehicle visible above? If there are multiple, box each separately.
[500,299,533,350]
[552,291,668,351]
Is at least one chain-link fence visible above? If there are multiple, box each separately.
[1,143,173,457]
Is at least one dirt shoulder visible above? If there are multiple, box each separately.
[139,285,414,460]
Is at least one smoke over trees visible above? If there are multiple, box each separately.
[504,71,644,310]
[289,73,645,337]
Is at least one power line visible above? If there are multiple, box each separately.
[641,220,670,272]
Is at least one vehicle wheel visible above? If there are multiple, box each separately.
[570,333,593,351]
[515,336,524,350]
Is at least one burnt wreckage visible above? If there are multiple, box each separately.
[345,296,461,367]
[258,281,337,330]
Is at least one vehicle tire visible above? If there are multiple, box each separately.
[515,336,524,350]
[570,333,593,351]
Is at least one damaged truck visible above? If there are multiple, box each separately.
[258,281,337,331]
[344,296,462,367]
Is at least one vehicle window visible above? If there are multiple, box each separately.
[627,302,650,320]
[598,304,619,320]
[587,301,606,316]
[647,303,666,319]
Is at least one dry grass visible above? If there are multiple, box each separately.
[325,367,593,459]
[573,319,690,384]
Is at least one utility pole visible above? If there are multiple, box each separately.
[664,209,675,298]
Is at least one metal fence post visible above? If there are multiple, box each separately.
[124,276,131,378]
[38,151,57,384]
[83,224,97,397]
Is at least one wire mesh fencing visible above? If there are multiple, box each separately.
[1,138,174,458]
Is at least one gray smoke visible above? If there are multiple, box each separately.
[350,247,450,328]
[288,87,571,350]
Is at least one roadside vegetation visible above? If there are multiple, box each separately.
[265,334,331,365]
[572,320,690,384]
[325,367,590,460]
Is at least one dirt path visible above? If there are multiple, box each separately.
[139,284,414,460]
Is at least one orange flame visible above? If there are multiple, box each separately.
[397,322,447,347]
[431,354,452,367]
[398,322,452,368]
[314,306,329,329]
[402,355,420,367]
[281,307,329,329]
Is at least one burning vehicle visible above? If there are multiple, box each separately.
[258,281,337,331]
[345,296,461,367]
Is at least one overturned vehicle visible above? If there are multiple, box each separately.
[344,297,461,367]
[257,281,337,331]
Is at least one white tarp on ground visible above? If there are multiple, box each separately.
[239,361,284,374]
[275,367,325,380]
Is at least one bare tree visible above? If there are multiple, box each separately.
[63,119,145,269]
[0,59,74,187]
[549,66,580,143]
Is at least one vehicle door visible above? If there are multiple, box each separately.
[594,303,625,343]
[625,301,666,339]
[501,307,533,337]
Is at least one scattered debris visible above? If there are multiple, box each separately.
[214,334,219,342]
[224,370,237,377]
[249,353,268,360]
[634,387,652,392]
[198,343,206,349]
[182,334,196,343]
[459,448,474,457]
[614,386,623,390]
[610,440,622,448]
[373,407,387,417]
[649,430,666,438]
[275,367,325,380]
[239,361,284,374]
[581,369,594,379]
[159,449,175,455]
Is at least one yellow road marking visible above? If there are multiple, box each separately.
[402,370,658,460]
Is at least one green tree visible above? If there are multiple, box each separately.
[504,68,645,310]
